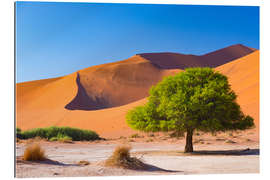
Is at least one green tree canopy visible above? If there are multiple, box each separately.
[126,67,254,152]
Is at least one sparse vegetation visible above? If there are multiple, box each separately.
[226,140,237,144]
[16,127,24,139]
[78,160,90,166]
[49,134,73,143]
[146,138,153,142]
[17,126,100,141]
[16,127,21,133]
[23,143,46,161]
[105,145,145,169]
[129,133,143,138]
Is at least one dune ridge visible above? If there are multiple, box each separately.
[16,44,259,137]
[138,44,254,69]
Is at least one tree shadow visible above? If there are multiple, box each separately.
[190,148,259,156]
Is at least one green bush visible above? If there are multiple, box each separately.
[18,126,100,141]
[16,127,24,139]
[49,133,72,142]
[16,127,21,133]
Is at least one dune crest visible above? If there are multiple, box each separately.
[138,44,254,69]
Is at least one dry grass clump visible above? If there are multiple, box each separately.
[105,145,146,170]
[23,143,46,161]
[78,160,90,166]
[226,140,237,144]
[129,133,143,138]
[146,138,153,142]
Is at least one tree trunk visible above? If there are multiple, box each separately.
[184,128,194,153]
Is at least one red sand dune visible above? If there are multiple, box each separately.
[66,56,180,110]
[216,50,259,130]
[16,44,259,138]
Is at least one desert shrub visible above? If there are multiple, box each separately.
[129,133,143,138]
[105,145,145,169]
[78,160,90,165]
[16,127,21,133]
[49,137,58,141]
[20,126,100,141]
[129,133,139,138]
[226,140,237,144]
[16,127,24,139]
[49,134,72,143]
[23,143,46,161]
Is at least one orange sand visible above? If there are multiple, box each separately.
[216,50,259,130]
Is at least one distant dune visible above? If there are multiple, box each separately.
[16,44,259,138]
[138,44,254,69]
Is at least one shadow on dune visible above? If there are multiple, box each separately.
[190,148,259,156]
[139,44,255,69]
[65,73,108,110]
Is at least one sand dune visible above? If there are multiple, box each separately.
[16,57,180,137]
[16,44,259,138]
[216,50,259,129]
[66,56,180,110]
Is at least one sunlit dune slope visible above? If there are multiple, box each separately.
[65,55,180,110]
[216,50,259,129]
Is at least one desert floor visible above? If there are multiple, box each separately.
[16,129,259,178]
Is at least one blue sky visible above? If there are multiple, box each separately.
[16,2,259,83]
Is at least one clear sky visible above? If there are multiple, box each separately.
[16,2,259,83]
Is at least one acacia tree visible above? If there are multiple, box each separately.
[126,67,254,152]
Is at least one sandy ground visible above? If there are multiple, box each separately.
[16,129,259,178]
